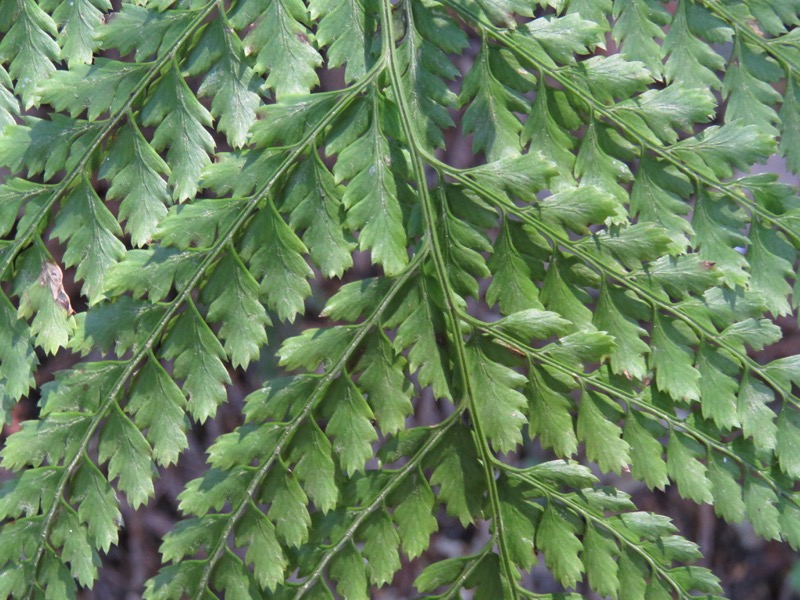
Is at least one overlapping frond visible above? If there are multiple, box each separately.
[2,0,800,598]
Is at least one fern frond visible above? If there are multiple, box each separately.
[4,0,800,598]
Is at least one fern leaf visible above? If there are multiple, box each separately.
[240,206,312,323]
[140,67,214,201]
[161,302,231,423]
[283,156,354,278]
[229,0,320,99]
[309,0,378,83]
[332,94,409,275]
[4,0,800,598]
[99,122,171,247]
[396,1,466,150]
[0,0,59,104]
[612,0,670,77]
[0,65,19,128]
[51,178,126,302]
[185,18,263,148]
[459,42,533,160]
[663,0,728,90]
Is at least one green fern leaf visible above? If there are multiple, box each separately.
[161,302,231,423]
[97,4,196,61]
[321,375,377,475]
[0,65,19,128]
[355,333,413,436]
[51,178,126,302]
[527,364,578,457]
[97,409,156,508]
[5,1,800,598]
[612,0,670,77]
[742,0,800,35]
[460,43,533,160]
[780,78,800,172]
[283,156,354,278]
[396,2,465,150]
[237,506,288,590]
[240,206,312,322]
[185,18,262,148]
[332,95,409,275]
[99,122,171,247]
[465,341,527,453]
[0,292,37,406]
[536,504,584,588]
[428,424,484,526]
[36,59,147,120]
[0,115,99,181]
[577,390,630,474]
[360,510,401,586]
[229,0,320,99]
[724,39,782,135]
[140,67,214,201]
[0,0,59,104]
[651,313,701,403]
[200,251,270,369]
[309,0,377,83]
[516,13,604,67]
[623,411,668,490]
[127,358,189,466]
[663,0,728,90]
[330,541,369,600]
[389,276,452,399]
[487,219,545,314]
[390,470,438,560]
[104,247,200,302]
[667,431,713,504]
[16,260,76,355]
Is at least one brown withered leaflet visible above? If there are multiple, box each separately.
[39,261,74,315]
